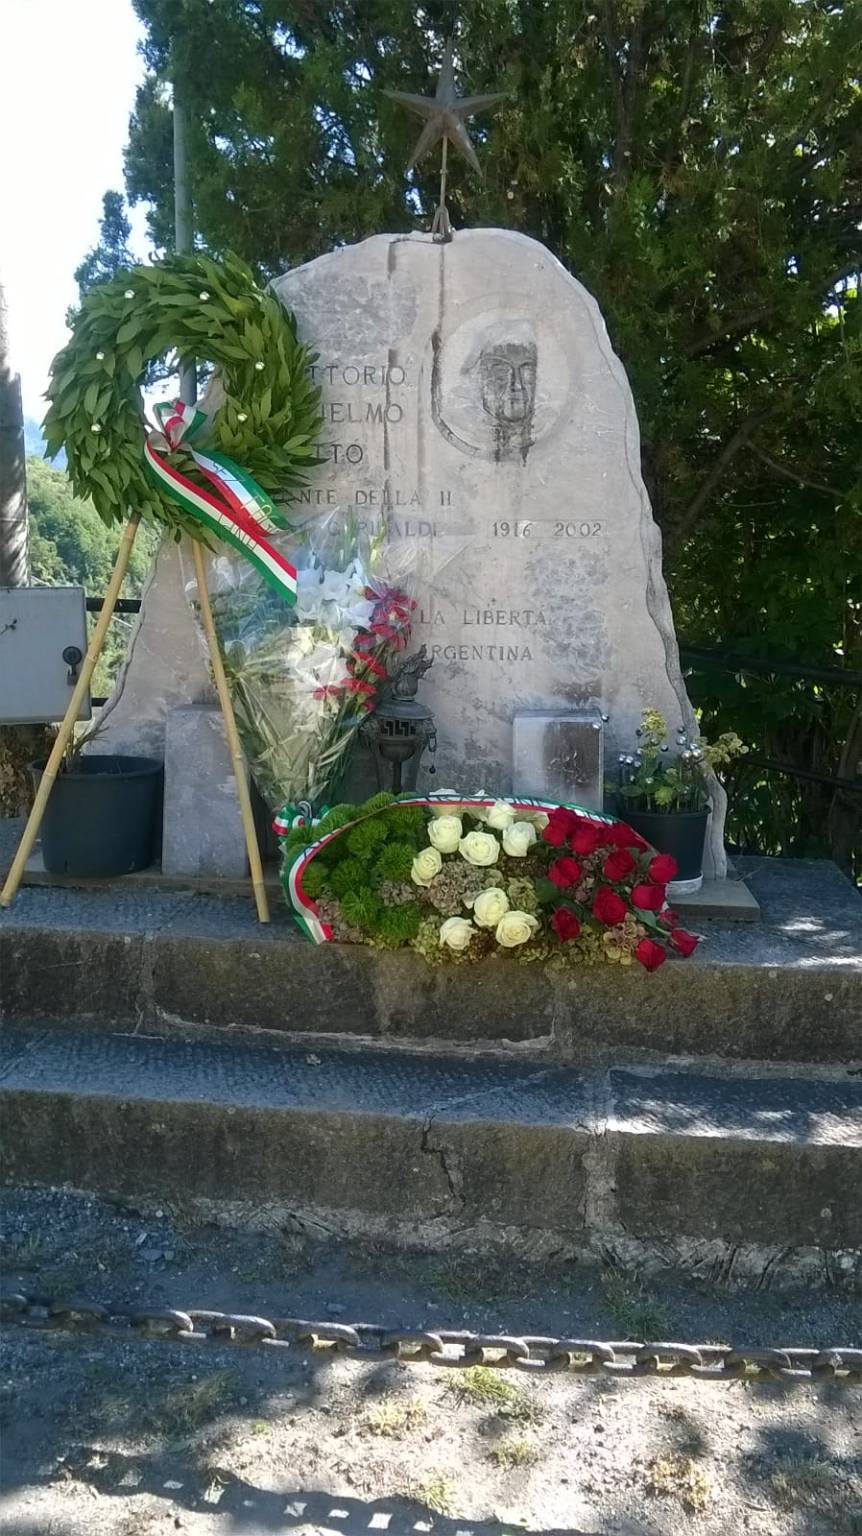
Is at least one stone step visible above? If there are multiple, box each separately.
[1,1027,860,1283]
[1,856,860,1065]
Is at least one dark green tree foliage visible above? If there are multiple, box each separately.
[74,191,135,298]
[118,2,860,864]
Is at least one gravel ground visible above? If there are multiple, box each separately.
[1,1188,860,1536]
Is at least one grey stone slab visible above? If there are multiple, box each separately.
[162,704,251,879]
[2,1029,859,1253]
[674,872,760,922]
[0,883,195,935]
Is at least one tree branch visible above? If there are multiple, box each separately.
[672,413,768,547]
[683,263,860,361]
[750,445,848,499]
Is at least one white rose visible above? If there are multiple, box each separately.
[495,910,540,948]
[459,830,501,867]
[439,917,475,952]
[485,799,517,830]
[502,820,537,858]
[471,887,510,929]
[427,815,462,853]
[411,846,443,887]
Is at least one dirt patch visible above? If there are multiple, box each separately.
[1,1187,860,1534]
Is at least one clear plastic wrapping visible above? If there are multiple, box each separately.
[185,506,421,812]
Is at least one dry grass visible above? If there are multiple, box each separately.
[362,1397,427,1438]
[646,1454,713,1513]
[403,1474,455,1514]
[489,1436,541,1469]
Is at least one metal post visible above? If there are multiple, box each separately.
[172,76,197,405]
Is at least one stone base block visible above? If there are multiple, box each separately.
[513,708,604,810]
[162,704,250,879]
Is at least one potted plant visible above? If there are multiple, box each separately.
[612,709,746,891]
[31,725,163,878]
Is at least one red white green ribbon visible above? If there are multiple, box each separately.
[282,794,618,946]
[144,399,297,603]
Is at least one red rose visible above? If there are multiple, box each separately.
[648,853,679,884]
[632,882,666,911]
[552,907,581,941]
[670,927,699,957]
[570,822,606,856]
[663,908,679,928]
[607,820,650,851]
[592,886,628,926]
[548,856,583,889]
[542,820,569,847]
[603,848,636,882]
[635,937,666,971]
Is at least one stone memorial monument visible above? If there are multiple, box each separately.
[96,48,725,878]
[101,225,726,877]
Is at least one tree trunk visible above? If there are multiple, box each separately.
[0,278,30,587]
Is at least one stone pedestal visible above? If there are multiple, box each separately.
[512,709,604,810]
[161,704,249,879]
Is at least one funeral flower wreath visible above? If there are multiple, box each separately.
[43,250,321,559]
[279,794,701,970]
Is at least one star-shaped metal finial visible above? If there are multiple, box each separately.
[385,41,505,239]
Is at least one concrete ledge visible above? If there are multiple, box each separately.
[1,856,859,1064]
[1,1029,859,1279]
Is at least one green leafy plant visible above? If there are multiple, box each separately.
[614,709,747,813]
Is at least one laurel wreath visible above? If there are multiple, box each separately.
[43,251,322,538]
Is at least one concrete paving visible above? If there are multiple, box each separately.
[2,1027,860,1281]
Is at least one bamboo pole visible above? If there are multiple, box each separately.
[0,513,141,908]
[190,538,270,923]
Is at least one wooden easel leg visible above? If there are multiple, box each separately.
[0,514,142,908]
[190,538,271,924]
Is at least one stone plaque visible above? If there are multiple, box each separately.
[513,709,603,812]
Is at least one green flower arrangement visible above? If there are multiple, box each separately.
[279,794,706,972]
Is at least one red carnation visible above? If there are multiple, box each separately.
[648,853,679,884]
[552,907,581,941]
[548,856,583,889]
[663,908,679,928]
[632,882,666,911]
[570,822,606,856]
[635,937,666,971]
[607,820,649,851]
[670,927,700,957]
[603,848,636,882]
[592,886,628,926]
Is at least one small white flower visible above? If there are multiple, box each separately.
[237,412,248,422]
[471,887,510,929]
[124,289,135,299]
[502,820,537,858]
[459,830,500,867]
[254,360,265,371]
[411,846,443,887]
[90,423,102,433]
[95,350,106,361]
[427,815,462,854]
[485,799,516,830]
[495,910,540,948]
[439,916,475,952]
[199,290,210,300]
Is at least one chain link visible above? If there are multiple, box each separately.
[3,1291,860,1385]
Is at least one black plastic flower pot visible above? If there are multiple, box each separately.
[32,756,163,877]
[623,807,709,883]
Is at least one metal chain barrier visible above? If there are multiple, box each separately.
[3,1291,860,1385]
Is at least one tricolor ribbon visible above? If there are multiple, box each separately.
[143,399,297,603]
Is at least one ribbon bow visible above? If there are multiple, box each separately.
[143,399,297,603]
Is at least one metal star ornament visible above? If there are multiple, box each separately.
[385,42,505,239]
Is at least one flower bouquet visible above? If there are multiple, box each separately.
[198,509,416,811]
[278,793,701,971]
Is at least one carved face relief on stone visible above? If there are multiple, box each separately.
[431,304,569,464]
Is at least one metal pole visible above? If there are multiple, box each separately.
[172,75,197,405]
